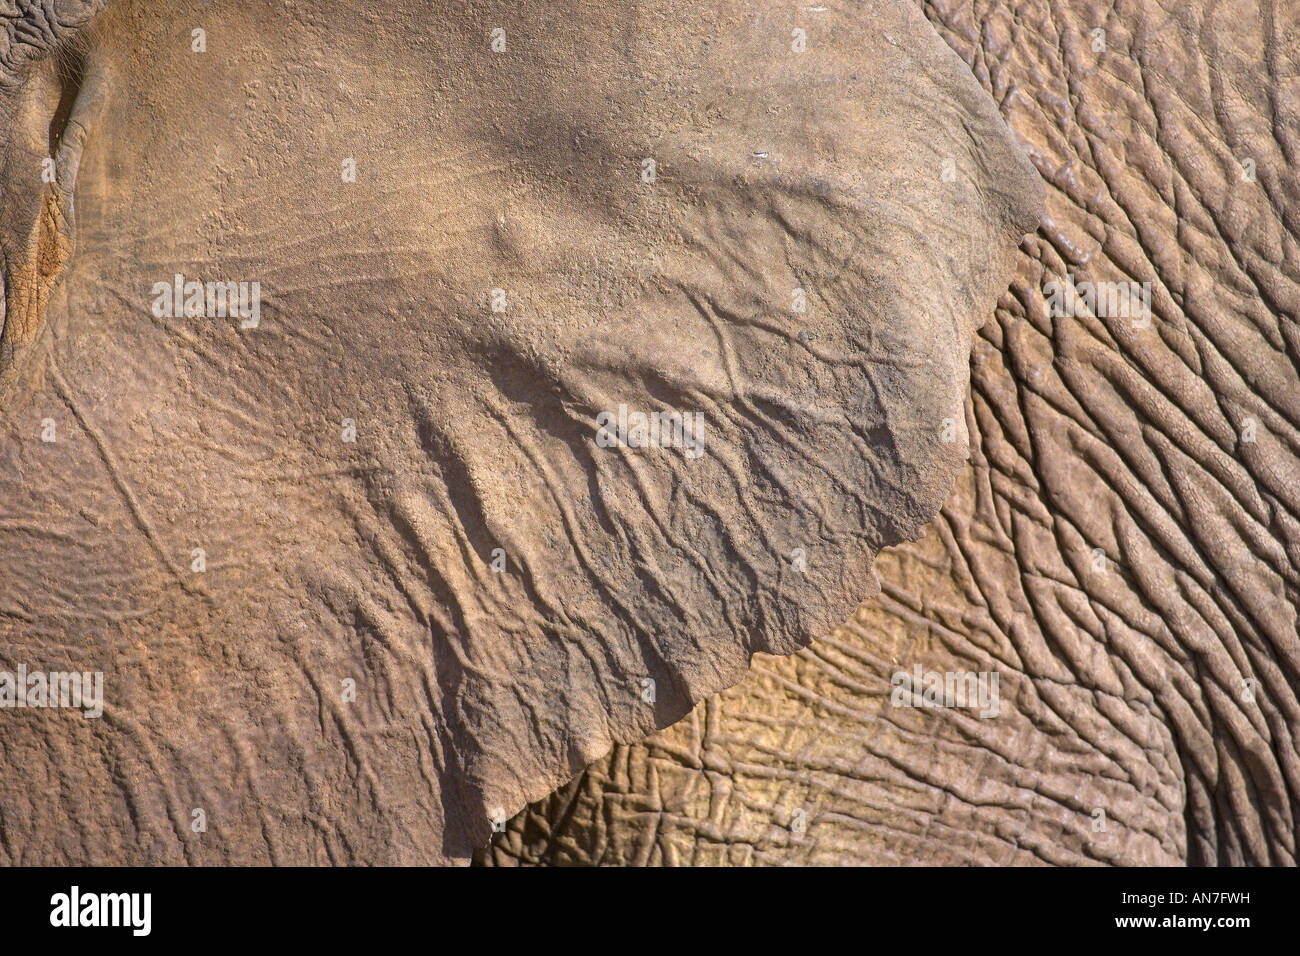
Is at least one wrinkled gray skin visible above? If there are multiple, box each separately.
[481,0,1300,866]
[1,0,1043,863]
[14,0,1293,870]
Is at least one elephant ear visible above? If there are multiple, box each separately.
[279,0,1044,857]
[0,0,109,400]
[0,0,1039,865]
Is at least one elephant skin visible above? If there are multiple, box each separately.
[0,1,1040,862]
[479,0,1300,867]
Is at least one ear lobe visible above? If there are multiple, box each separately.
[0,52,107,398]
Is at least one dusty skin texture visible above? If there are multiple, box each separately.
[0,1,1040,862]
[480,0,1300,866]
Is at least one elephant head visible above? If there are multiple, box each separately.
[0,0,1044,863]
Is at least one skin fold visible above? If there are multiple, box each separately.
[481,0,1300,866]
[0,1,1041,863]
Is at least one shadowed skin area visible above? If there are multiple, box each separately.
[480,0,1300,866]
[0,1,1039,862]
